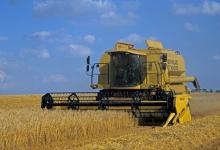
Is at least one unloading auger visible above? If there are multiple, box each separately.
[41,40,200,127]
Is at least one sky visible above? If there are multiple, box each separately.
[0,0,220,94]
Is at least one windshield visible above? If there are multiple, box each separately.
[111,52,141,87]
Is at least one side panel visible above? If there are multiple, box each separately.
[173,94,192,124]
[98,53,110,89]
[167,52,188,94]
[167,53,186,76]
[146,53,164,87]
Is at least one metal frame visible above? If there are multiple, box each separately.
[89,63,109,86]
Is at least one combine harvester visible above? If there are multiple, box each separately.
[41,40,200,127]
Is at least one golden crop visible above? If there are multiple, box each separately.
[0,95,135,150]
[0,93,220,150]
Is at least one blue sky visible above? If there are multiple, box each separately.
[0,0,220,94]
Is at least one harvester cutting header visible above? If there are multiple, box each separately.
[41,40,200,127]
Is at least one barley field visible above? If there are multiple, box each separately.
[0,93,220,150]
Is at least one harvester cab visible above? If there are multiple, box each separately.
[41,40,200,127]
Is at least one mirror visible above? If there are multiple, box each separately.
[86,65,90,72]
[87,56,90,65]
[161,54,167,62]
[162,63,167,70]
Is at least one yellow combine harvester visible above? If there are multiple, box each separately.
[41,40,200,127]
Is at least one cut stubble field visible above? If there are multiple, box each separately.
[0,93,220,150]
